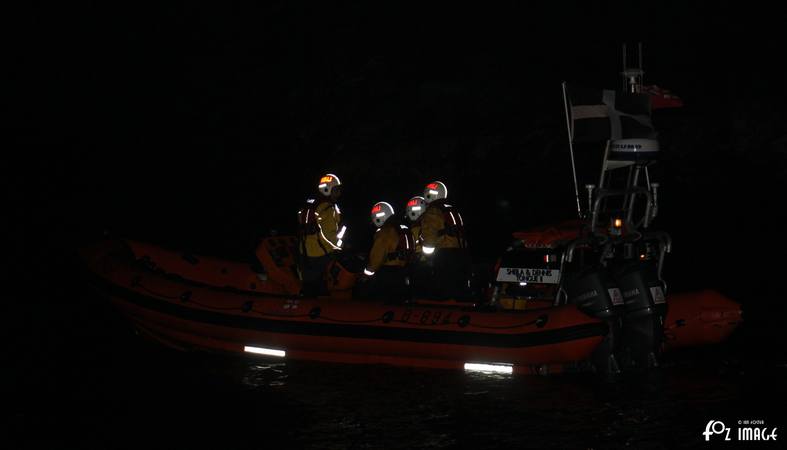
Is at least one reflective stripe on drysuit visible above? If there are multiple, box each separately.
[409,223,423,255]
[420,200,467,253]
[303,200,342,257]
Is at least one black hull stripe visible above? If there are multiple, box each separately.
[91,273,608,349]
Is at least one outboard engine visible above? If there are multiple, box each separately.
[564,266,625,374]
[612,260,667,368]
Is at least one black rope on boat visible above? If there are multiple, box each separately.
[467,314,549,330]
[314,314,390,324]
[181,253,199,265]
[135,282,240,311]
[132,280,317,318]
[137,283,178,300]
[251,306,385,323]
[131,280,553,329]
[250,308,310,319]
[185,297,247,311]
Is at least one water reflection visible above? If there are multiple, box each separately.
[213,352,786,449]
[240,362,288,388]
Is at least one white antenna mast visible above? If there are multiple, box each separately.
[621,42,644,93]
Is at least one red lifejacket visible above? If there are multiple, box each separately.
[386,224,416,263]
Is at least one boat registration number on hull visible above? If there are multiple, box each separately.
[496,267,560,284]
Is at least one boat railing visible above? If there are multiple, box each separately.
[590,187,654,232]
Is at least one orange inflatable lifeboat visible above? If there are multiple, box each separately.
[81,226,742,374]
[81,237,611,375]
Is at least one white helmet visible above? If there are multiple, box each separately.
[406,196,426,222]
[423,181,447,203]
[370,201,395,228]
[317,173,342,197]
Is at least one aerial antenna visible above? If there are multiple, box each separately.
[622,43,627,76]
[638,42,644,85]
[561,82,583,219]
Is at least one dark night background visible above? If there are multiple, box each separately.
[4,2,787,449]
